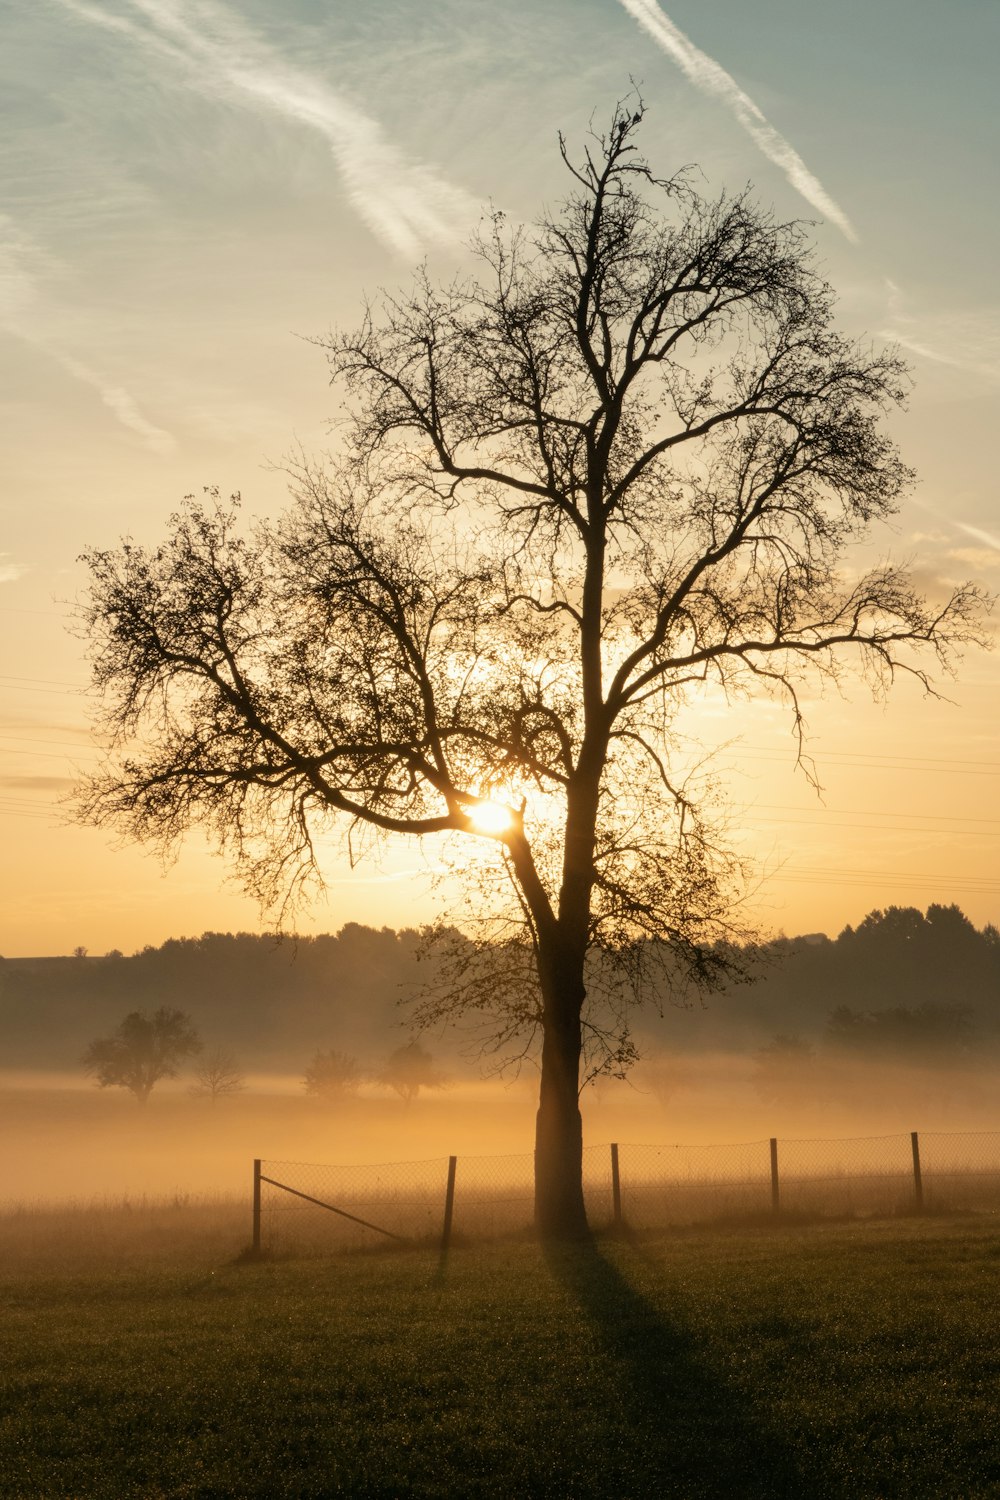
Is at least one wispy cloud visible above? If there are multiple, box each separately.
[910,501,1000,563]
[57,0,477,260]
[0,775,76,792]
[881,280,1000,385]
[0,216,176,454]
[0,554,29,585]
[952,522,1000,555]
[55,352,177,455]
[617,0,858,243]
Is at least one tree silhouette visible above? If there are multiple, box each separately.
[378,1040,445,1103]
[752,1033,819,1106]
[76,103,987,1235]
[188,1045,246,1104]
[82,1008,201,1105]
[302,1049,362,1100]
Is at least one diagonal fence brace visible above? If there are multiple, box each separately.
[259,1174,410,1241]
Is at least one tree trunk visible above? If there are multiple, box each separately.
[534,955,589,1239]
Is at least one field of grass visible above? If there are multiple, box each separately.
[4,1203,1000,1497]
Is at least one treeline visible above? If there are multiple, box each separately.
[0,925,429,1070]
[634,903,1000,1059]
[1,904,998,1073]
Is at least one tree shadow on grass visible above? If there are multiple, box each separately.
[543,1235,842,1500]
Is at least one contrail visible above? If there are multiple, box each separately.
[0,218,176,455]
[881,279,1000,384]
[56,353,177,455]
[911,498,1000,557]
[617,0,858,243]
[58,0,476,259]
[953,521,1000,554]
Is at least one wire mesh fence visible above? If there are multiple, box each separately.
[258,1156,451,1254]
[253,1129,1000,1255]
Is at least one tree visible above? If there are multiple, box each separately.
[302,1049,362,1100]
[751,1033,819,1106]
[82,1007,201,1105]
[76,102,988,1236]
[824,1003,977,1066]
[377,1040,445,1102]
[188,1045,246,1103]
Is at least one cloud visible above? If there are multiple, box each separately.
[0,216,176,454]
[0,775,76,792]
[952,522,1000,555]
[55,352,176,455]
[881,279,1000,385]
[617,0,858,243]
[57,0,477,260]
[910,499,1000,568]
[0,554,29,584]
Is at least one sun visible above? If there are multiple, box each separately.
[465,801,514,836]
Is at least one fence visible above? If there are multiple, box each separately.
[251,1129,1000,1255]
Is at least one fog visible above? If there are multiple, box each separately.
[3,1047,996,1208]
[3,906,996,1206]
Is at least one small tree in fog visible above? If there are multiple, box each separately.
[83,1008,202,1106]
[303,1049,362,1100]
[188,1046,246,1104]
[378,1040,445,1103]
[752,1033,818,1106]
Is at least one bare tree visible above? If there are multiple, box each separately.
[302,1049,362,1100]
[188,1046,246,1104]
[76,103,988,1235]
[83,1008,201,1105]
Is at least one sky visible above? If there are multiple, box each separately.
[1,0,998,957]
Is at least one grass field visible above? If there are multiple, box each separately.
[4,1203,1000,1497]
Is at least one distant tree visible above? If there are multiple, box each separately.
[72,946,88,960]
[636,1051,692,1108]
[752,1033,818,1106]
[377,1041,445,1103]
[824,1003,977,1066]
[83,1008,202,1105]
[303,1049,362,1100]
[188,1046,246,1104]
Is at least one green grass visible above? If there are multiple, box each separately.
[4,1208,1000,1497]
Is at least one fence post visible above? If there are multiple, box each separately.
[911,1131,924,1211]
[610,1142,622,1228]
[770,1137,780,1214]
[441,1155,457,1252]
[252,1157,262,1255]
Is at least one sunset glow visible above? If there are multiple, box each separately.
[0,0,994,960]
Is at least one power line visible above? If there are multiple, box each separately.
[0,747,98,764]
[0,734,96,750]
[730,748,999,776]
[0,673,85,688]
[740,743,1000,770]
[746,813,1000,839]
[752,802,1000,826]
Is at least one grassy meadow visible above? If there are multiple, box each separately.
[4,1200,1000,1497]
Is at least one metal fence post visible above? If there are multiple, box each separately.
[252,1157,262,1255]
[610,1142,622,1228]
[770,1137,780,1214]
[911,1131,924,1211]
[441,1155,457,1252]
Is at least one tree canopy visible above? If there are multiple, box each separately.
[76,103,988,1234]
[82,1007,201,1105]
